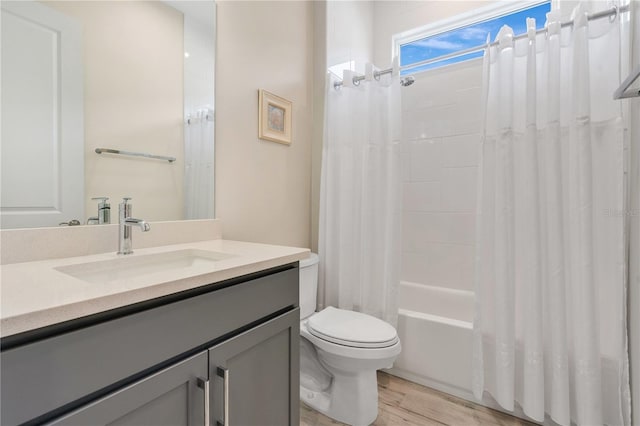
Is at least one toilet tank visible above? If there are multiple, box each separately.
[299,253,319,320]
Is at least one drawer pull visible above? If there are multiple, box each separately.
[216,367,230,426]
[197,377,210,426]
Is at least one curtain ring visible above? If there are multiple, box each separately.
[609,4,618,23]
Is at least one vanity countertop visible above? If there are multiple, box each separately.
[0,239,309,338]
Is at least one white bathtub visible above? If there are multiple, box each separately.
[387,281,475,399]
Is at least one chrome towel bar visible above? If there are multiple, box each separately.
[95,148,176,163]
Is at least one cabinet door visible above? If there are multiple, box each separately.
[50,352,208,426]
[209,309,300,426]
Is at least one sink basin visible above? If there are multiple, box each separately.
[55,249,235,284]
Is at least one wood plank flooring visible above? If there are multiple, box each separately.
[300,372,536,426]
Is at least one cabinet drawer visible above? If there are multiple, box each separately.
[49,352,208,426]
[1,266,298,425]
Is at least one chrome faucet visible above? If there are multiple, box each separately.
[87,197,111,225]
[118,197,150,255]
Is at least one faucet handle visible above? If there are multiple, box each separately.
[92,197,109,202]
[119,197,132,217]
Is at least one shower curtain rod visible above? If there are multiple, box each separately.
[334,4,629,89]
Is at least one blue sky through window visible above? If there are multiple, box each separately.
[400,2,551,74]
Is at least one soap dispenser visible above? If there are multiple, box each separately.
[87,197,111,224]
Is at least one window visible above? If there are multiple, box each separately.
[398,1,551,74]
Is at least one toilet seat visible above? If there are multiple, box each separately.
[307,307,399,348]
[301,320,401,361]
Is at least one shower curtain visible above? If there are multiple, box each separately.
[473,5,630,426]
[318,66,402,326]
[184,108,214,220]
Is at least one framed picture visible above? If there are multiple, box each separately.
[258,89,292,145]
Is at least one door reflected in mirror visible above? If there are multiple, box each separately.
[0,0,215,229]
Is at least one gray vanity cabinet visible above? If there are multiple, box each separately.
[49,352,208,426]
[209,308,300,426]
[1,264,300,426]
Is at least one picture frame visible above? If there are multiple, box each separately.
[258,89,292,145]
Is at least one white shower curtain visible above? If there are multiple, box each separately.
[184,108,214,220]
[473,5,630,426]
[318,66,402,326]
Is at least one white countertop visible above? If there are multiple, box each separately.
[0,239,309,338]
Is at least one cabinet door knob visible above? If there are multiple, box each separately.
[216,367,230,426]
[197,377,210,426]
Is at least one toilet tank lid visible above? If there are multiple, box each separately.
[299,252,319,268]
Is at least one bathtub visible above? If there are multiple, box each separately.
[387,281,475,400]
[387,282,538,423]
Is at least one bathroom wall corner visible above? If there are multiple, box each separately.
[310,0,327,253]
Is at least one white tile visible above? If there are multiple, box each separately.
[443,213,476,244]
[440,167,477,213]
[403,181,440,212]
[455,86,482,109]
[403,104,460,141]
[401,251,431,284]
[424,104,460,139]
[421,58,483,87]
[402,75,454,111]
[398,59,481,294]
[435,243,474,291]
[451,244,475,291]
[408,139,442,182]
[450,93,483,136]
[403,108,429,141]
[441,133,480,167]
[402,212,434,252]
[402,212,475,251]
[401,243,475,290]
[400,141,411,182]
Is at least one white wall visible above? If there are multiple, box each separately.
[215,1,314,248]
[47,1,185,223]
[326,1,373,72]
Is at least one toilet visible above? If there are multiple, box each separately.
[299,253,401,426]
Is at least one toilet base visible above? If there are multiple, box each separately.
[300,369,379,426]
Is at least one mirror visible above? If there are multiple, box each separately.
[0,0,215,229]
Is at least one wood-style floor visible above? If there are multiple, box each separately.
[300,372,536,426]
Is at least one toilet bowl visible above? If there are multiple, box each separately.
[299,254,401,426]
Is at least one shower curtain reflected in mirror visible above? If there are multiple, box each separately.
[473,6,630,426]
[184,108,214,220]
[318,66,402,326]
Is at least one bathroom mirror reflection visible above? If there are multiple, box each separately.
[0,0,215,229]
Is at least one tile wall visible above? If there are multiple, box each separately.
[400,59,483,292]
